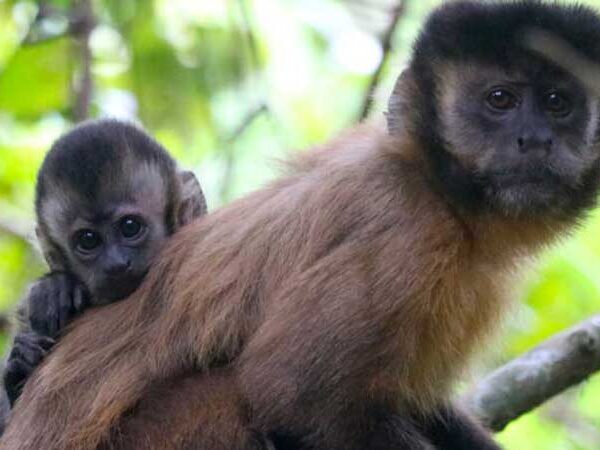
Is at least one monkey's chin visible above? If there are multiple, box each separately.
[490,183,569,217]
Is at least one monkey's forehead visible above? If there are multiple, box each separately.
[36,119,176,205]
[435,59,588,94]
[39,161,169,233]
[414,1,600,68]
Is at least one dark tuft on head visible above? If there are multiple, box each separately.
[413,1,600,68]
[35,119,176,217]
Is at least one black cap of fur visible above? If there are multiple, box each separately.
[35,119,177,216]
[413,1,600,67]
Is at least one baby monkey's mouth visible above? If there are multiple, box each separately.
[97,271,148,303]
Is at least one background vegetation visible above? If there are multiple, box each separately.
[0,0,599,447]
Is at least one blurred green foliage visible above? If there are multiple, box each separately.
[0,0,599,447]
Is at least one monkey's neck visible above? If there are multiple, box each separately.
[374,138,575,410]
[465,214,572,266]
[397,134,575,266]
[378,212,552,412]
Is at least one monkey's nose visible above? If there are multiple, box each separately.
[517,135,553,155]
[104,259,132,276]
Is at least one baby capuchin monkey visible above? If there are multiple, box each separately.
[0,119,206,425]
[4,2,600,450]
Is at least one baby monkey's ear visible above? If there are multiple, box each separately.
[175,170,207,228]
[35,226,66,271]
[387,68,420,138]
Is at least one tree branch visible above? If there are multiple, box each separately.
[467,315,600,431]
[20,0,96,120]
[70,0,95,122]
[359,1,406,121]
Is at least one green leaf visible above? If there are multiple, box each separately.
[0,38,70,119]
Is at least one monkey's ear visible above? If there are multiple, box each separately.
[176,170,207,228]
[387,68,419,137]
[35,227,66,271]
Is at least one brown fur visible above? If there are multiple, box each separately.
[0,123,572,449]
[100,369,270,450]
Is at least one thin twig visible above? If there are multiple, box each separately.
[359,1,406,121]
[220,103,268,202]
[229,104,268,144]
[236,0,262,70]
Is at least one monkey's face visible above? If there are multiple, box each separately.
[41,171,171,304]
[63,203,168,303]
[436,62,600,216]
[35,119,207,303]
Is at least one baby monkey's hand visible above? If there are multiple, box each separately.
[3,333,54,406]
[27,272,90,338]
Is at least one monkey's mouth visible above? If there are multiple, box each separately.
[482,166,574,215]
[97,273,147,302]
[488,166,563,189]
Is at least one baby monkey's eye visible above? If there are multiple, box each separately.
[119,216,145,239]
[74,229,102,253]
[486,88,519,111]
[544,91,571,116]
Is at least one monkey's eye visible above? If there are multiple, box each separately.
[486,88,519,111]
[74,230,102,253]
[119,216,145,239]
[543,91,571,116]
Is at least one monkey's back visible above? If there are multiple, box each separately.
[2,125,513,450]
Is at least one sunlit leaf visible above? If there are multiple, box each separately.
[0,39,70,118]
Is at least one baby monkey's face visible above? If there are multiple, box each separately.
[41,167,171,304]
[438,60,600,217]
[66,200,169,303]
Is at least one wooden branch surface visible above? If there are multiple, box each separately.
[467,314,600,431]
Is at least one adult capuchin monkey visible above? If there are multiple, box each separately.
[4,2,600,449]
[0,119,207,433]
